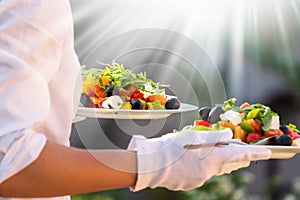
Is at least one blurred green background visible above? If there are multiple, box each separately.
[70,0,300,199]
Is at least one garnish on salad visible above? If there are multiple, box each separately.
[80,62,181,110]
[188,98,300,146]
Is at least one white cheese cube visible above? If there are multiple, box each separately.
[102,96,124,109]
[269,116,280,130]
[220,110,242,126]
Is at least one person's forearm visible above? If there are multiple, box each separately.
[0,141,137,198]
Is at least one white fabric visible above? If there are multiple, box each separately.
[128,129,272,191]
[0,0,81,199]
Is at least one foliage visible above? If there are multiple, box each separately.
[244,12,300,98]
[71,189,125,200]
[181,170,257,200]
[72,170,257,200]
[81,62,166,93]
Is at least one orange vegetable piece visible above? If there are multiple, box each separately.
[95,85,106,98]
[147,95,167,105]
[101,75,110,87]
[234,126,247,142]
[218,121,236,130]
[89,97,99,106]
[249,119,263,133]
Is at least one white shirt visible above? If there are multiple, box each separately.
[0,0,81,199]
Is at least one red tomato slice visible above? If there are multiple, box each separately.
[264,130,281,138]
[288,130,300,140]
[195,120,210,127]
[131,90,144,100]
[240,102,251,109]
[249,119,263,132]
[247,132,262,143]
[98,97,108,108]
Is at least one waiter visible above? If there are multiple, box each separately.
[0,0,271,199]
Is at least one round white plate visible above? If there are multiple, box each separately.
[76,103,198,119]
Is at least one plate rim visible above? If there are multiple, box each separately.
[76,102,198,119]
[253,145,300,159]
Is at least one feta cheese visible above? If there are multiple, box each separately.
[144,82,153,92]
[102,96,123,109]
[220,110,242,126]
[142,82,165,98]
[269,116,280,130]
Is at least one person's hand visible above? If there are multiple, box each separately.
[127,129,271,191]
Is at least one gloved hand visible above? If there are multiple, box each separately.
[127,129,271,191]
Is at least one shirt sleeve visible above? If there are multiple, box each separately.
[0,0,63,183]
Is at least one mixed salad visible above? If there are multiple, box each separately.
[80,62,181,110]
[189,98,300,146]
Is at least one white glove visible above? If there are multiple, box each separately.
[127,129,271,191]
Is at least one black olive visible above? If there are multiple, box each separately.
[208,106,224,124]
[274,135,293,146]
[80,93,94,107]
[106,86,119,97]
[165,98,181,109]
[199,107,211,121]
[280,125,289,135]
[131,99,143,110]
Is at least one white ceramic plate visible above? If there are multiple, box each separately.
[76,103,198,119]
[184,142,300,160]
[261,145,300,159]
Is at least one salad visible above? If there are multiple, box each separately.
[80,62,181,110]
[189,98,300,146]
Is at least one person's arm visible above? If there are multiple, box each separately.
[0,141,137,198]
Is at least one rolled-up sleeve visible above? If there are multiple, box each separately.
[0,56,48,183]
[0,0,63,183]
